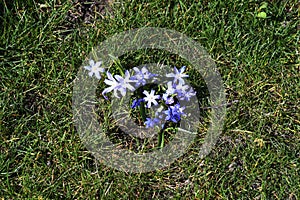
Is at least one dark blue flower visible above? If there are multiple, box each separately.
[164,103,186,123]
[131,98,145,108]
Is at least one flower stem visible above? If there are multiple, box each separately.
[158,131,164,149]
[139,101,147,122]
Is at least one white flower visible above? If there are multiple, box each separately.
[102,71,121,99]
[143,90,160,108]
[102,70,136,99]
[84,60,105,79]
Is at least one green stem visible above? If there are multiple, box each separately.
[139,101,147,122]
[158,131,164,149]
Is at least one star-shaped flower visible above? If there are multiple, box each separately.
[143,90,160,108]
[165,81,176,95]
[102,71,121,99]
[84,59,105,79]
[114,70,136,96]
[130,66,157,87]
[164,103,186,123]
[174,82,190,99]
[102,70,136,99]
[162,93,174,105]
[144,117,160,128]
[166,66,189,85]
[131,98,145,108]
[179,87,196,101]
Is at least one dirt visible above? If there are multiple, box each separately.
[66,0,114,26]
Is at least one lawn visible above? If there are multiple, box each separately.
[0,0,299,199]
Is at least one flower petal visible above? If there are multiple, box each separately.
[95,61,102,68]
[84,66,91,70]
[89,60,95,66]
[95,72,101,79]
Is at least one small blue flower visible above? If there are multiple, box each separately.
[114,70,136,96]
[170,103,186,116]
[131,98,145,108]
[144,117,160,128]
[179,87,196,101]
[166,66,189,85]
[165,81,176,95]
[164,103,186,123]
[84,59,105,79]
[154,106,165,120]
[162,93,174,105]
[130,66,157,87]
[164,107,180,123]
[174,82,189,96]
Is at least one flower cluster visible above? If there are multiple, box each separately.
[84,60,196,129]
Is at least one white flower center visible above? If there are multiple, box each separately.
[92,66,98,72]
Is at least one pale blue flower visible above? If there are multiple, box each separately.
[130,66,157,87]
[174,82,190,99]
[170,103,186,116]
[114,70,136,96]
[162,81,191,104]
[166,66,189,85]
[102,70,136,99]
[162,93,174,105]
[84,59,105,79]
[144,117,160,128]
[165,81,176,95]
[155,106,165,120]
[143,90,160,108]
[179,87,196,101]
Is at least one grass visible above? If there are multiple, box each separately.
[0,0,299,199]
